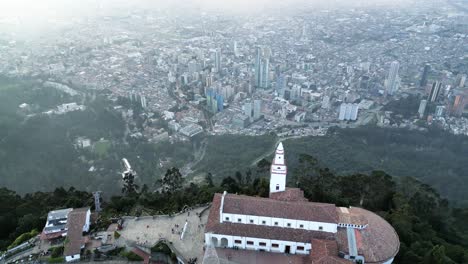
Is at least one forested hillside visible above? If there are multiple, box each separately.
[0,77,193,194]
[284,127,468,206]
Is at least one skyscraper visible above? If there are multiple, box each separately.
[420,64,430,87]
[255,47,262,88]
[418,99,427,118]
[259,58,270,89]
[233,41,238,57]
[276,74,286,97]
[429,81,442,102]
[301,23,308,41]
[140,95,147,109]
[214,49,221,73]
[253,100,262,120]
[244,101,253,121]
[385,61,400,95]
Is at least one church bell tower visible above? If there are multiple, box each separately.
[270,142,287,193]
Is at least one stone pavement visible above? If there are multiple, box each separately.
[115,206,211,262]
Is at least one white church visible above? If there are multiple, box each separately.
[204,142,399,264]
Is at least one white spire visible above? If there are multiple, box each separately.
[270,142,287,194]
[273,142,285,165]
[277,142,284,151]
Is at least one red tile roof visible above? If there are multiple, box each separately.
[223,193,338,223]
[336,207,399,263]
[215,248,309,264]
[206,194,336,243]
[336,207,368,226]
[310,239,352,264]
[270,187,309,202]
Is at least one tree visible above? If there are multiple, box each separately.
[235,171,243,185]
[424,245,449,264]
[205,173,214,187]
[160,167,183,193]
[252,178,270,197]
[122,178,139,196]
[245,170,252,185]
[256,158,271,176]
[220,176,240,193]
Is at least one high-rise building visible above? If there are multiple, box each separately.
[214,49,221,73]
[301,23,308,41]
[276,74,286,97]
[449,91,467,117]
[253,100,262,120]
[206,89,223,113]
[418,99,427,118]
[255,47,262,88]
[188,60,199,74]
[140,95,147,109]
[435,105,445,117]
[233,41,238,57]
[244,101,253,121]
[429,81,442,102]
[359,75,370,90]
[291,84,302,101]
[321,96,331,109]
[420,64,430,87]
[338,103,359,121]
[456,74,466,88]
[385,61,400,95]
[260,58,270,89]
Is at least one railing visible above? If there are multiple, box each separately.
[120,203,211,221]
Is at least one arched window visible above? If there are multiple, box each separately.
[221,237,228,247]
[211,237,218,246]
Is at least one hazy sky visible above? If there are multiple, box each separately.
[0,0,416,32]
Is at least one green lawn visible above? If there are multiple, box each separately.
[94,140,111,157]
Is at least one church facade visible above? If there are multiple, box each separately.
[204,142,400,264]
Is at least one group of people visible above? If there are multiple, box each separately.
[171,223,182,235]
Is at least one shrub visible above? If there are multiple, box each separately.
[50,246,64,258]
[48,256,65,263]
[120,251,143,261]
[7,229,39,250]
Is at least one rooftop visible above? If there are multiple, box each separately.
[336,207,400,263]
[222,193,338,223]
[63,208,90,257]
[206,194,335,243]
[269,187,309,202]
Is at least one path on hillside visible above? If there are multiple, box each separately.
[250,135,304,167]
[181,138,208,177]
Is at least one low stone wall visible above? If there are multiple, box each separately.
[120,203,211,221]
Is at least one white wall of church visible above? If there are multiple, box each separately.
[221,213,337,233]
[205,233,312,255]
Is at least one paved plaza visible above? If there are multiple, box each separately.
[116,206,211,262]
